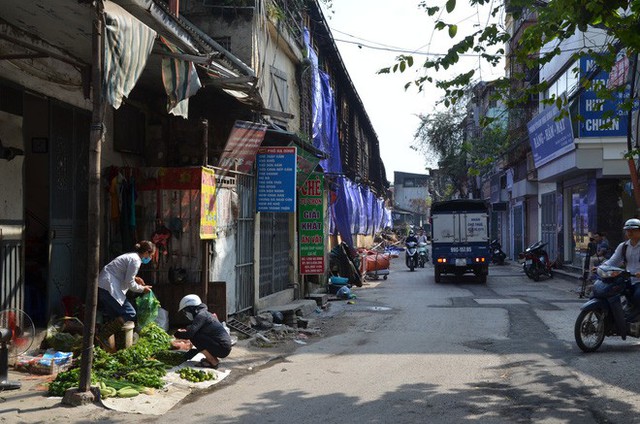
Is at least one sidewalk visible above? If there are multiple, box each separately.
[0,300,344,422]
[502,260,584,295]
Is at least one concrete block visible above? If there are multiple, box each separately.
[306,293,328,308]
[61,386,100,406]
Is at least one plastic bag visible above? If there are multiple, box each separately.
[135,291,160,329]
[155,307,169,331]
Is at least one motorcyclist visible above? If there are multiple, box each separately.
[417,229,428,244]
[601,218,640,306]
[405,230,418,267]
[405,230,418,245]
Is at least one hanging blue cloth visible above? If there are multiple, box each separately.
[316,71,343,176]
[332,177,353,249]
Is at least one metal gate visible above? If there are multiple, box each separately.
[0,240,23,311]
[48,104,89,316]
[259,212,290,297]
[235,174,255,313]
[541,192,557,263]
[513,204,524,258]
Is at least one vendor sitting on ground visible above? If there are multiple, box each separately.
[175,294,232,369]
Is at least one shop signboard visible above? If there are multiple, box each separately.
[218,120,267,174]
[298,173,325,274]
[527,106,574,168]
[200,167,217,239]
[256,147,297,212]
[579,56,630,138]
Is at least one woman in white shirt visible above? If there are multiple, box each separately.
[96,240,155,351]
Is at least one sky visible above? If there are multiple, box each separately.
[320,1,505,185]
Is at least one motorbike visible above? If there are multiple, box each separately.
[406,241,418,272]
[489,239,506,265]
[575,265,640,352]
[519,240,553,281]
[417,242,429,268]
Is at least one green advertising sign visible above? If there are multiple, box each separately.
[298,173,325,274]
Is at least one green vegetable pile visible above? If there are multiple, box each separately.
[48,322,173,396]
[178,367,216,383]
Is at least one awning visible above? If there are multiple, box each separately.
[0,0,263,108]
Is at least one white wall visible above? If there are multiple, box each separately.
[210,234,237,314]
[395,185,430,212]
[539,28,608,86]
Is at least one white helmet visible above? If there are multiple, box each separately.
[623,219,640,230]
[178,294,202,311]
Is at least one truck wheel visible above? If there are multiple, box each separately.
[434,267,441,283]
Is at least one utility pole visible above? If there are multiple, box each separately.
[74,0,105,400]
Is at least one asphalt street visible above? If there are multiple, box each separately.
[142,260,640,423]
[7,259,640,423]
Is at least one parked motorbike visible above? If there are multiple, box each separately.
[417,242,429,268]
[406,241,418,272]
[575,265,640,352]
[519,240,553,281]
[489,239,506,265]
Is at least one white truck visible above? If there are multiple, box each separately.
[431,199,490,283]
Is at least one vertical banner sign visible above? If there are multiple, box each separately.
[200,167,217,239]
[299,174,325,274]
[256,147,297,212]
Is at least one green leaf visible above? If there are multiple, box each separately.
[446,0,456,14]
[407,56,414,67]
[448,25,458,38]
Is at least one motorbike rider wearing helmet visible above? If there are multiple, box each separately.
[405,230,418,267]
[601,218,640,306]
[175,294,232,369]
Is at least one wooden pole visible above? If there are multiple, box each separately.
[201,119,210,304]
[79,0,105,393]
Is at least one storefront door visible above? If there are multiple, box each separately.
[568,183,593,268]
[513,204,524,259]
[48,103,89,317]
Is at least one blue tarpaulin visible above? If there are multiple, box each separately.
[332,177,353,248]
[356,185,367,234]
[316,71,342,175]
[304,26,389,244]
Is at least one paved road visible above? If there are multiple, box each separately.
[128,260,640,424]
